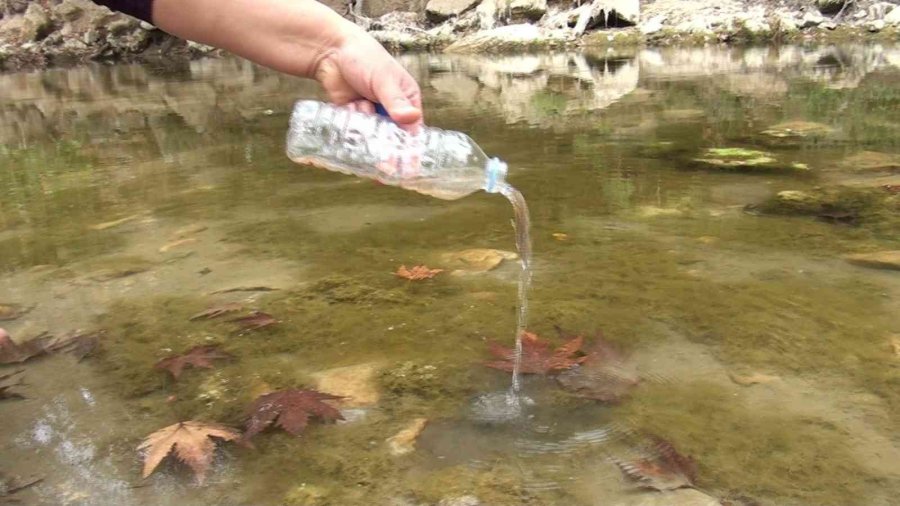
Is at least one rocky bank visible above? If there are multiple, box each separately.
[0,0,899,70]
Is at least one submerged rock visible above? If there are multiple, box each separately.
[311,362,381,407]
[838,151,900,173]
[437,496,481,506]
[616,488,720,506]
[843,251,900,271]
[440,248,518,273]
[692,147,808,172]
[761,121,834,140]
[386,417,429,456]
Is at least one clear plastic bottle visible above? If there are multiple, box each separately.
[286,100,508,200]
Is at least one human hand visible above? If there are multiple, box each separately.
[313,30,423,132]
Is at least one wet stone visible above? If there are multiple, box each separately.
[692,148,808,172]
[311,362,381,407]
[838,151,900,173]
[843,251,900,271]
[760,121,834,139]
[386,417,429,456]
[440,248,518,274]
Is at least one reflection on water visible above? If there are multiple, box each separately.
[1,44,900,505]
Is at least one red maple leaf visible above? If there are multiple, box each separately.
[243,388,344,441]
[0,330,53,365]
[395,265,444,281]
[229,311,277,332]
[154,345,233,379]
[614,436,698,491]
[484,331,586,375]
[555,330,640,403]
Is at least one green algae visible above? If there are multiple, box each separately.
[617,381,884,505]
[692,147,809,172]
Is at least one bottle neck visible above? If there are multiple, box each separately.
[484,157,508,194]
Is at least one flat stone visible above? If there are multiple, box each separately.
[838,151,900,173]
[729,371,781,386]
[693,148,807,172]
[386,417,428,456]
[440,248,518,273]
[311,362,381,407]
[844,251,900,271]
[761,121,833,139]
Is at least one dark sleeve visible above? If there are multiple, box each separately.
[93,0,155,23]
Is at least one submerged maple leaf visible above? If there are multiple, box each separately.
[243,388,344,441]
[137,421,240,483]
[395,265,444,281]
[0,330,53,365]
[614,436,698,491]
[46,330,101,361]
[883,184,900,194]
[189,302,243,321]
[229,311,277,332]
[154,345,233,379]
[484,331,586,375]
[555,330,640,403]
[0,369,25,401]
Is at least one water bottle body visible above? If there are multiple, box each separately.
[286,100,507,200]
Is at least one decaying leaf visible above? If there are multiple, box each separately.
[395,265,444,281]
[243,388,344,441]
[189,303,243,321]
[884,184,900,194]
[229,311,277,332]
[0,471,43,497]
[46,330,102,361]
[154,345,233,379]
[0,303,33,321]
[484,331,587,375]
[137,421,240,483]
[555,330,640,403]
[614,436,698,491]
[0,370,25,400]
[0,330,53,365]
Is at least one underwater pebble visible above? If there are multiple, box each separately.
[437,496,480,506]
[311,362,381,407]
[386,418,428,456]
[728,371,781,386]
[440,248,517,273]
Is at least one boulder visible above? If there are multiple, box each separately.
[508,0,547,23]
[800,11,825,28]
[364,0,427,18]
[0,2,50,43]
[53,0,85,22]
[886,6,900,25]
[868,2,896,20]
[0,0,28,16]
[844,251,900,271]
[573,0,639,35]
[426,0,481,22]
[475,0,497,29]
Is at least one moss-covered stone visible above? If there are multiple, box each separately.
[617,381,883,505]
[692,147,810,172]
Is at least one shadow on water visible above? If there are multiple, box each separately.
[1,44,900,505]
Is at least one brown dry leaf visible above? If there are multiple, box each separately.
[0,330,53,365]
[0,369,25,401]
[243,389,344,441]
[395,265,444,281]
[614,436,698,491]
[0,303,33,321]
[189,303,243,321]
[484,331,586,375]
[556,330,640,403]
[229,311,277,332]
[154,345,233,379]
[137,421,240,483]
[46,330,102,361]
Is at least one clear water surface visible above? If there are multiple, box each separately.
[1,45,899,506]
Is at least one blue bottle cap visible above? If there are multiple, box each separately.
[484,157,508,194]
[375,103,390,118]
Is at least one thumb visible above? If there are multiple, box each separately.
[373,67,423,128]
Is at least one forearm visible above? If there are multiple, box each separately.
[152,0,362,78]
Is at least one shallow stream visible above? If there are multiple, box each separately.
[1,45,899,506]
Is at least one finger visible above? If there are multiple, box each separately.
[372,64,423,127]
[350,99,375,115]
